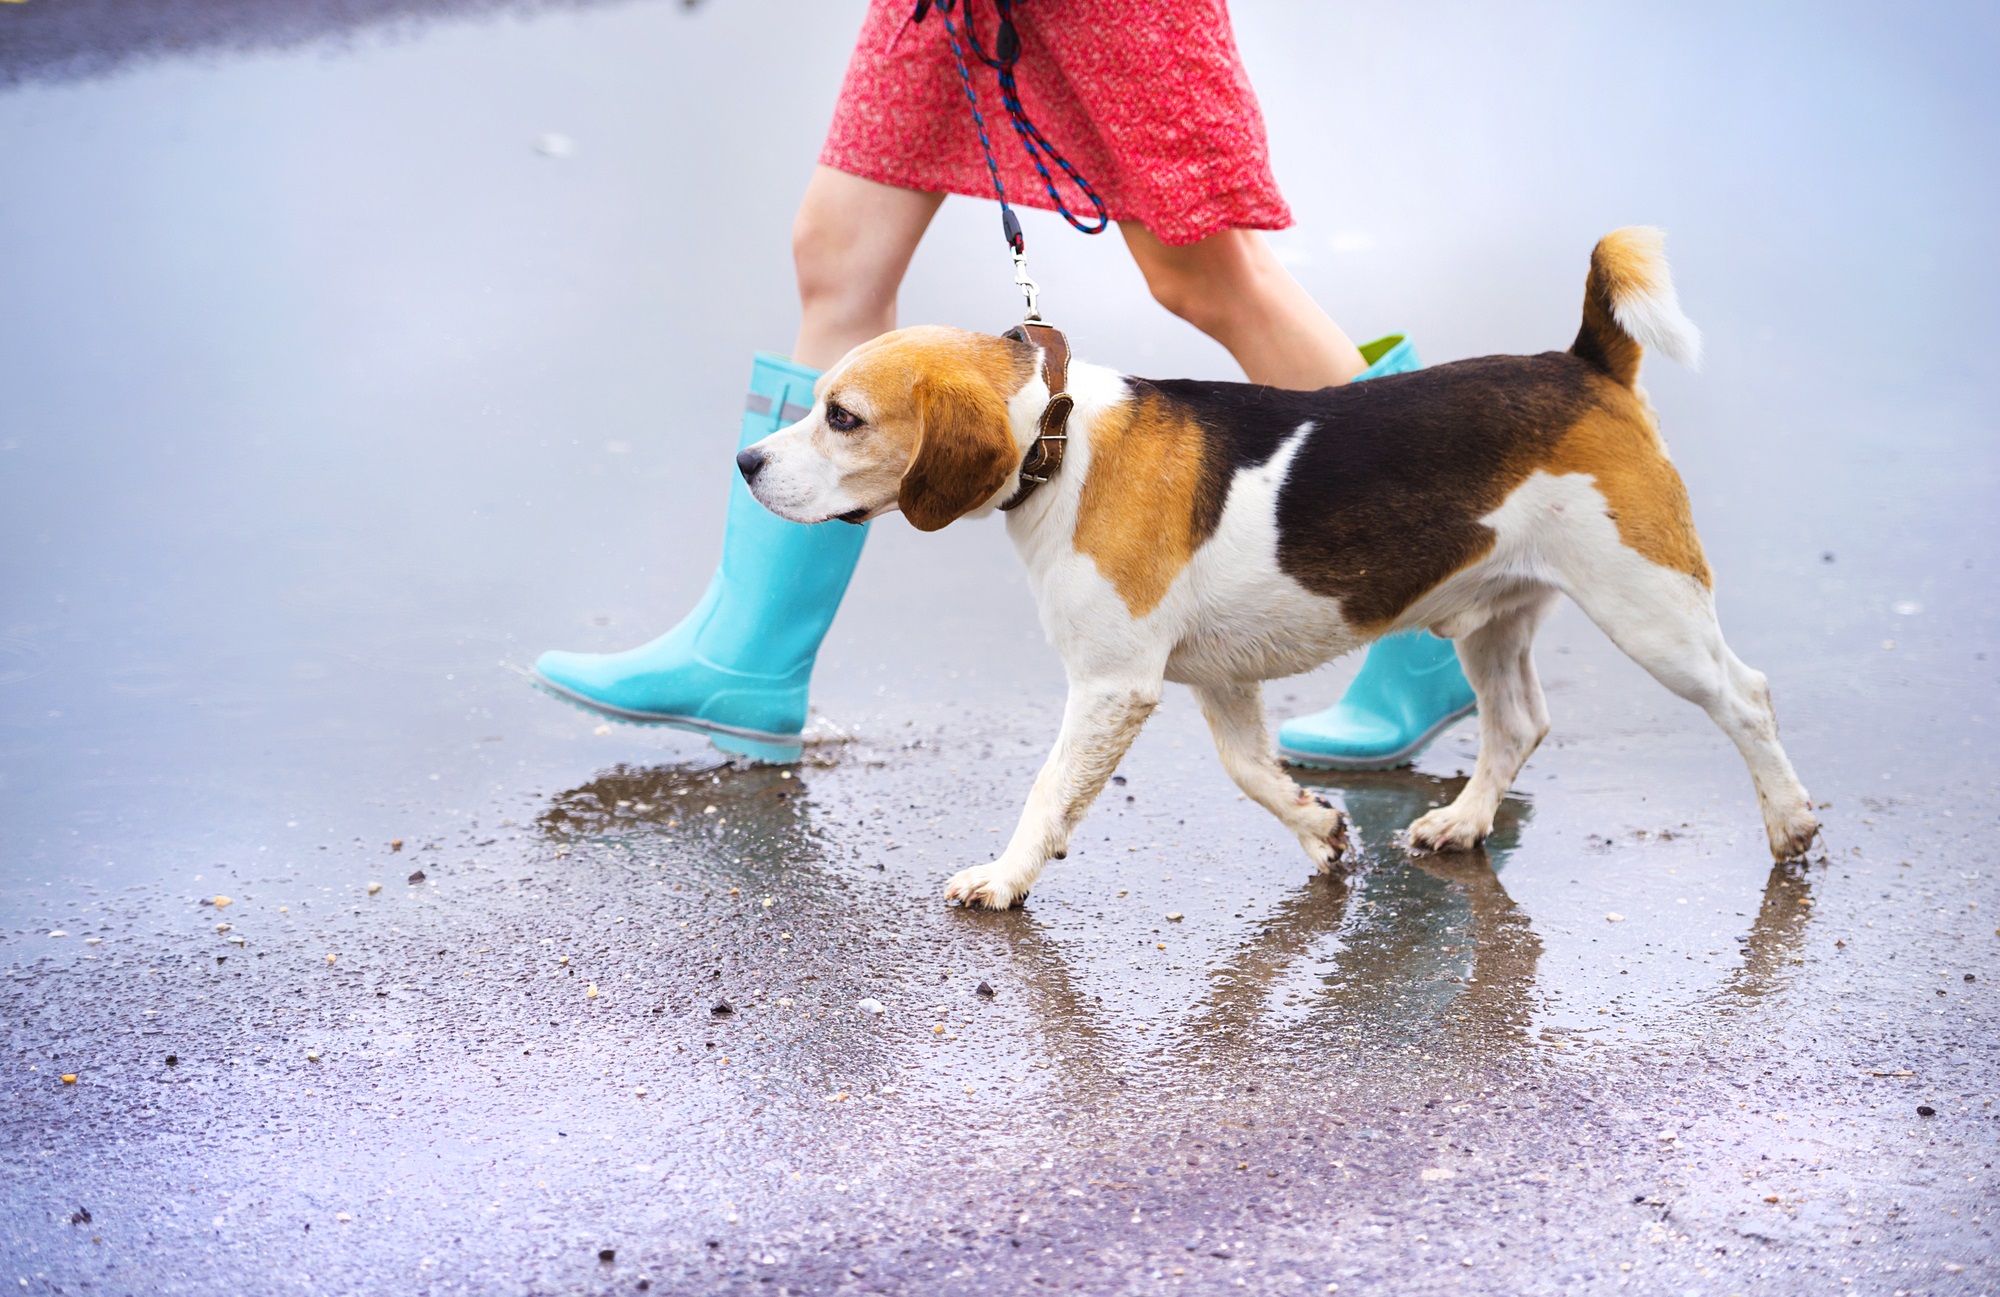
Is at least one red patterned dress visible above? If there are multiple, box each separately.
[819,0,1292,247]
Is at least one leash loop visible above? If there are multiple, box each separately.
[923,0,1107,320]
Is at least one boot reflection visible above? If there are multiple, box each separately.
[540,759,832,895]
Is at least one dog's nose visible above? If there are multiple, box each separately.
[735,448,765,482]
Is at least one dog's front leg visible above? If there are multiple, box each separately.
[1193,681,1352,871]
[944,676,1161,909]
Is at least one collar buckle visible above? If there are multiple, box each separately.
[997,322,1073,512]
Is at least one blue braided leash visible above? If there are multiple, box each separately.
[917,0,1107,314]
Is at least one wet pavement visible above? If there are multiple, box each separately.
[3,1,1998,1293]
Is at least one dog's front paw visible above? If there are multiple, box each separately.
[1405,802,1491,854]
[1764,801,1821,861]
[1296,799,1353,873]
[944,861,1032,910]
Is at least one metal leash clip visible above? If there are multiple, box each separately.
[1004,209,1042,321]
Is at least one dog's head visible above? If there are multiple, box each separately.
[737,325,1038,531]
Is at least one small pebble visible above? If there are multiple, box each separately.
[306,1051,321,1063]
[587,984,600,999]
[1917,1105,1936,1117]
[976,981,995,998]
[335,1212,352,1223]
[598,1247,616,1263]
[710,999,732,1016]
[407,870,426,885]
[366,882,382,895]
[60,1074,77,1085]
[48,930,67,938]
[1605,913,1625,923]
[325,954,337,965]
[389,839,403,852]
[83,937,102,946]
[213,896,233,908]
[857,999,885,1016]
[1166,912,1183,922]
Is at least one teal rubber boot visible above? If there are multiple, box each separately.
[1276,335,1477,771]
[532,353,866,763]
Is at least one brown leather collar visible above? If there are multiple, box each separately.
[996,321,1073,512]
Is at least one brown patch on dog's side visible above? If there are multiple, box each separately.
[1543,397,1711,586]
[1072,385,1229,617]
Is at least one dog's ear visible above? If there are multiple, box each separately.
[897,373,1019,532]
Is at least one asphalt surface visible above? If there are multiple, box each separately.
[3,1,1997,1293]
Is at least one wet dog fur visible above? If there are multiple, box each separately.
[737,228,1819,908]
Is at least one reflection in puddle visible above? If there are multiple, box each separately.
[1189,771,1541,1062]
[539,759,840,896]
[1711,858,1816,1007]
[529,756,1826,1111]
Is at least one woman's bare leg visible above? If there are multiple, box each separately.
[792,166,946,370]
[1120,223,1367,388]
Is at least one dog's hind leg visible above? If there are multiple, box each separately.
[1563,557,1818,859]
[944,676,1162,909]
[1407,593,1559,853]
[1194,681,1353,871]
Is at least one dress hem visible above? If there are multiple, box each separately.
[818,151,1292,248]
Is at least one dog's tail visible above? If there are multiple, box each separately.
[1570,226,1702,387]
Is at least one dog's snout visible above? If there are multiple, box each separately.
[735,448,766,482]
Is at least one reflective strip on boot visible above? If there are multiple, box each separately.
[745,392,812,424]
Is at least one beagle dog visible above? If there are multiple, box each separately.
[737,228,1819,909]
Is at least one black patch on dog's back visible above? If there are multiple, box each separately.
[1141,353,1600,629]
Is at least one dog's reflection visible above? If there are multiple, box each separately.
[932,770,1544,1104]
[536,759,1820,1108]
[1184,770,1543,1057]
[1712,856,1817,1006]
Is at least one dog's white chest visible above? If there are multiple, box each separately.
[1164,429,1362,684]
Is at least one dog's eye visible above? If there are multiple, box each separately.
[824,402,863,432]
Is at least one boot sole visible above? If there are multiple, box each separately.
[528,671,805,764]
[1277,702,1477,772]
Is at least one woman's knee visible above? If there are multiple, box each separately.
[1128,226,1271,336]
[791,201,861,313]
[792,168,939,322]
